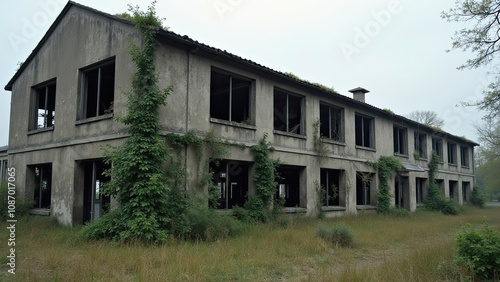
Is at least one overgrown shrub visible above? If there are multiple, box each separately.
[80,210,129,241]
[183,205,245,241]
[316,224,353,247]
[387,207,410,217]
[455,224,500,280]
[470,186,486,208]
[0,181,31,220]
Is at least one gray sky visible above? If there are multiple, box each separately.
[0,0,492,147]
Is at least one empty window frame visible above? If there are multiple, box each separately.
[356,172,373,205]
[460,146,470,167]
[83,160,111,223]
[275,166,301,207]
[273,89,304,134]
[393,126,408,155]
[1,160,7,181]
[462,181,471,202]
[355,114,374,148]
[210,70,253,123]
[210,160,249,209]
[32,164,52,209]
[320,169,342,206]
[414,132,427,159]
[31,80,56,130]
[319,104,344,142]
[80,59,115,119]
[449,180,458,198]
[416,178,426,204]
[431,137,443,160]
[447,142,457,165]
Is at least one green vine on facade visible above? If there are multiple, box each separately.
[234,133,281,222]
[424,152,460,215]
[312,119,330,161]
[83,2,172,243]
[369,156,402,214]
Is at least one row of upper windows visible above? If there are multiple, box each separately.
[30,58,115,131]
[210,68,472,166]
[28,62,471,167]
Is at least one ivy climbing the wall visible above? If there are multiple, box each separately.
[424,152,460,215]
[370,156,402,214]
[81,2,172,243]
[234,133,282,222]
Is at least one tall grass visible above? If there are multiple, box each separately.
[1,207,499,281]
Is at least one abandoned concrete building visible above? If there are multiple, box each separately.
[0,146,8,182]
[4,2,478,226]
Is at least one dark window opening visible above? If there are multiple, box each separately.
[320,104,344,142]
[432,138,443,160]
[1,160,7,181]
[210,70,252,123]
[394,176,409,209]
[32,82,56,130]
[275,166,301,207]
[436,179,445,195]
[393,126,408,155]
[447,142,457,164]
[320,169,342,206]
[210,160,249,209]
[462,182,470,202]
[356,172,373,205]
[273,89,304,134]
[460,146,470,167]
[81,60,115,119]
[83,160,111,223]
[414,132,427,159]
[355,114,374,148]
[416,178,427,204]
[449,180,458,198]
[32,164,52,209]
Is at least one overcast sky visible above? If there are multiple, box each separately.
[0,0,492,147]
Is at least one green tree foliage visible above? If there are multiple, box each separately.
[370,156,402,214]
[476,154,500,200]
[470,185,487,208]
[82,2,172,243]
[455,224,500,280]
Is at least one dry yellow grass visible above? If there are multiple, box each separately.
[1,206,499,281]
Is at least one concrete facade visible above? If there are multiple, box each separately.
[4,2,478,225]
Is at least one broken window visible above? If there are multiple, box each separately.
[273,89,304,134]
[447,142,457,165]
[32,80,56,130]
[32,164,52,209]
[355,114,374,148]
[416,178,426,204]
[460,146,469,167]
[414,132,427,159]
[210,160,249,209]
[393,126,408,155]
[80,59,115,119]
[83,160,111,223]
[356,172,373,205]
[210,70,252,123]
[431,137,443,161]
[320,169,342,206]
[320,104,344,142]
[275,166,301,207]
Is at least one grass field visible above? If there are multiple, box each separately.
[1,206,499,281]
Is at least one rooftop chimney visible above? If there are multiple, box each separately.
[349,87,370,103]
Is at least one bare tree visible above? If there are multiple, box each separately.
[406,110,444,128]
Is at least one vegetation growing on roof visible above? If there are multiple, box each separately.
[283,72,336,93]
